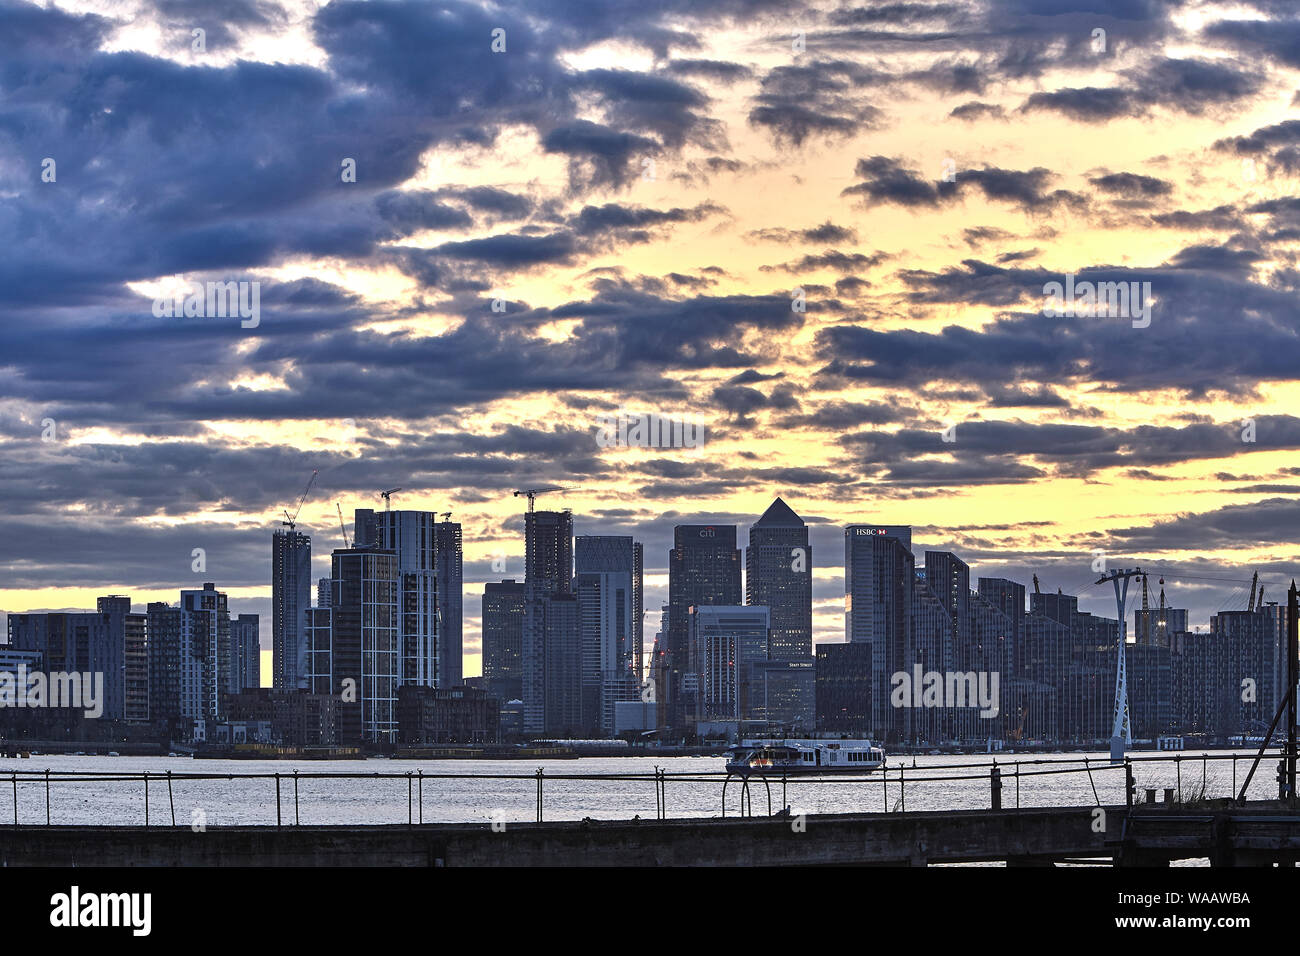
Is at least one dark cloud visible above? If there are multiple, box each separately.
[841,156,1084,212]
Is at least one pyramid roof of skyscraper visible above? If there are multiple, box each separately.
[753,496,804,527]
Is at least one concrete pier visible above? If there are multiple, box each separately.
[3,803,1297,866]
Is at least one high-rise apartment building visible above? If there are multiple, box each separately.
[435,518,463,688]
[179,582,232,722]
[522,510,574,734]
[231,613,261,692]
[99,595,148,723]
[272,530,311,691]
[326,547,400,744]
[483,580,525,703]
[355,509,440,688]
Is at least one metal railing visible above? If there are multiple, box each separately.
[0,752,1289,827]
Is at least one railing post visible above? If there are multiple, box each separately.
[899,766,905,813]
[990,764,1002,810]
[11,772,16,826]
[1015,761,1020,809]
[407,772,413,827]
[167,770,175,826]
[1175,754,1181,803]
[294,770,299,826]
[143,771,149,826]
[275,773,281,828]
[44,769,50,826]
[1125,758,1134,810]
[535,768,544,823]
[418,770,423,825]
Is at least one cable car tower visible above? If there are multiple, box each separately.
[1097,566,1143,762]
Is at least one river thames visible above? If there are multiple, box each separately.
[0,750,1280,830]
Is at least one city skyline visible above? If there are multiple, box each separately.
[1,491,1283,687]
[3,0,1299,682]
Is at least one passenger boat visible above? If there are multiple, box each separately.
[725,738,886,776]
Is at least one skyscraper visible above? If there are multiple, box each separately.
[146,602,182,733]
[435,518,463,688]
[272,529,311,691]
[354,509,440,688]
[483,579,525,702]
[689,605,769,720]
[815,642,873,734]
[522,510,574,734]
[667,524,741,727]
[844,525,913,743]
[746,498,812,660]
[231,613,261,692]
[575,535,643,677]
[98,595,147,724]
[179,582,232,722]
[327,547,399,744]
[574,570,641,734]
[525,510,574,595]
[7,602,131,721]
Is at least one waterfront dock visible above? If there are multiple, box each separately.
[4,802,1299,867]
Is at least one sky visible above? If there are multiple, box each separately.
[1,0,1299,681]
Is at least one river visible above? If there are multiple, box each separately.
[0,749,1280,830]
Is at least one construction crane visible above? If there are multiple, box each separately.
[281,471,318,531]
[1248,571,1259,611]
[380,488,402,511]
[513,486,563,512]
[336,503,351,548]
[1008,705,1029,743]
[1031,574,1041,595]
[440,512,452,522]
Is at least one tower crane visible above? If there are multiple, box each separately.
[336,503,351,548]
[1031,574,1041,595]
[513,486,563,512]
[281,471,318,531]
[1248,571,1259,611]
[380,488,402,511]
[440,512,453,521]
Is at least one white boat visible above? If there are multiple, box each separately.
[725,738,886,776]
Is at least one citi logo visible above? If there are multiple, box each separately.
[50,886,151,936]
[699,527,716,537]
